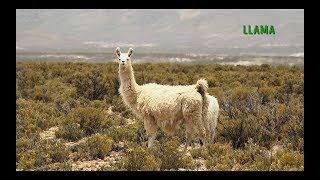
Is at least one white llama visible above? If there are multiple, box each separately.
[116,47,219,148]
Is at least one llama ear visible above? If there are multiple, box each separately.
[115,47,121,57]
[128,48,134,57]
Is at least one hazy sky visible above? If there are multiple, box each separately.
[16,9,304,54]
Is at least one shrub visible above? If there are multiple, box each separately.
[111,97,127,113]
[205,155,234,171]
[16,99,59,139]
[104,123,142,143]
[245,155,270,171]
[234,139,270,170]
[122,109,134,119]
[103,114,126,128]
[66,69,107,100]
[190,147,210,159]
[67,107,107,136]
[35,161,72,171]
[117,146,161,171]
[17,140,69,170]
[75,134,113,160]
[258,86,275,105]
[16,137,38,163]
[153,137,195,170]
[33,79,77,114]
[55,122,85,142]
[16,67,46,99]
[205,142,235,171]
[271,151,304,171]
[206,142,233,158]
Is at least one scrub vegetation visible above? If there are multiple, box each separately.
[16,62,304,171]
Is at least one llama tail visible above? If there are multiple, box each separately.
[196,79,211,143]
[196,78,208,96]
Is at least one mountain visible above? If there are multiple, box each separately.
[16,9,304,56]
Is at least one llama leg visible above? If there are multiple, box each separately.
[187,111,207,147]
[144,116,158,148]
[148,131,157,148]
[210,129,216,143]
[182,97,208,147]
[198,124,207,147]
[184,128,192,150]
[184,118,198,151]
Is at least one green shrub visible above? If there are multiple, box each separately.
[271,151,304,170]
[153,137,195,170]
[16,137,38,158]
[111,97,127,113]
[33,78,76,101]
[245,155,270,171]
[122,109,134,119]
[206,142,233,158]
[118,146,161,171]
[98,164,121,171]
[104,123,142,143]
[258,86,275,105]
[16,99,59,139]
[205,142,235,171]
[190,147,210,159]
[103,114,126,128]
[16,67,46,99]
[234,139,270,170]
[17,140,69,170]
[206,155,234,171]
[55,122,85,142]
[36,161,72,171]
[67,107,107,136]
[75,134,113,160]
[66,69,108,100]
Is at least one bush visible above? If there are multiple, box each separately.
[190,147,210,159]
[16,66,46,99]
[205,142,235,171]
[234,139,270,170]
[153,137,195,170]
[205,155,234,171]
[271,151,304,171]
[35,162,72,171]
[245,155,270,171]
[16,137,38,161]
[66,69,108,100]
[16,99,59,139]
[55,122,85,142]
[111,97,127,113]
[17,140,69,170]
[75,134,113,160]
[206,142,233,158]
[33,79,77,114]
[104,122,144,143]
[67,107,107,136]
[117,146,161,171]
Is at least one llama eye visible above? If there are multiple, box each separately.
[127,59,129,61]
[119,59,121,61]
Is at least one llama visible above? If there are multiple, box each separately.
[116,47,219,148]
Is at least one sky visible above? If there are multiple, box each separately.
[16,9,304,55]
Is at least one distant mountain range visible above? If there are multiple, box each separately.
[16,9,304,56]
[16,52,304,66]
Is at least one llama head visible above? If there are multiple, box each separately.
[115,47,133,68]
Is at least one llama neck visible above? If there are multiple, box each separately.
[119,64,139,109]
